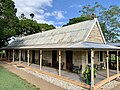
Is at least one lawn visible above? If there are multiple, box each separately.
[0,66,39,90]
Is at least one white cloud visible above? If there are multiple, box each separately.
[51,11,65,20]
[69,4,82,8]
[45,11,65,20]
[13,0,65,26]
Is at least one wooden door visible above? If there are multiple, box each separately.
[32,50,35,63]
[25,50,27,62]
[88,51,91,63]
[66,51,73,70]
[52,50,57,67]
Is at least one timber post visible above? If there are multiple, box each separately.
[8,50,10,61]
[91,49,95,90]
[58,50,62,76]
[27,50,30,66]
[117,51,119,74]
[106,50,109,78]
[13,49,14,62]
[40,50,42,70]
[19,50,21,64]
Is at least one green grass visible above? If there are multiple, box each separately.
[0,66,39,90]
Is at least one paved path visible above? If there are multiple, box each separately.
[111,81,120,90]
[0,62,64,90]
[111,85,120,90]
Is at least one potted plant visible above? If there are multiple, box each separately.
[82,65,96,85]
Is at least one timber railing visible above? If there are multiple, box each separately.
[94,74,120,90]
[19,64,90,89]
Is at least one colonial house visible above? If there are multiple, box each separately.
[1,18,120,90]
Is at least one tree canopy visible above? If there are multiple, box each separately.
[17,16,56,36]
[0,0,19,47]
[30,13,34,20]
[64,2,120,42]
[38,23,55,31]
[0,0,56,48]
[17,19,41,36]
[63,15,92,26]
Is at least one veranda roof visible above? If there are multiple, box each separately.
[108,43,120,47]
[3,42,120,50]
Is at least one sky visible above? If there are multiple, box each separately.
[13,0,120,27]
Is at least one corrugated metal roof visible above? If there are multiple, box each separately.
[108,43,120,47]
[70,42,120,50]
[8,19,95,47]
[4,42,120,50]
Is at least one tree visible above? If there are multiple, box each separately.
[30,13,34,20]
[63,15,92,26]
[0,0,55,47]
[18,19,41,36]
[38,23,55,31]
[99,5,120,42]
[80,2,120,42]
[64,2,120,42]
[18,18,55,36]
[20,13,25,19]
[0,0,19,47]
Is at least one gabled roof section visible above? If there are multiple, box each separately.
[7,18,101,48]
[84,18,106,44]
